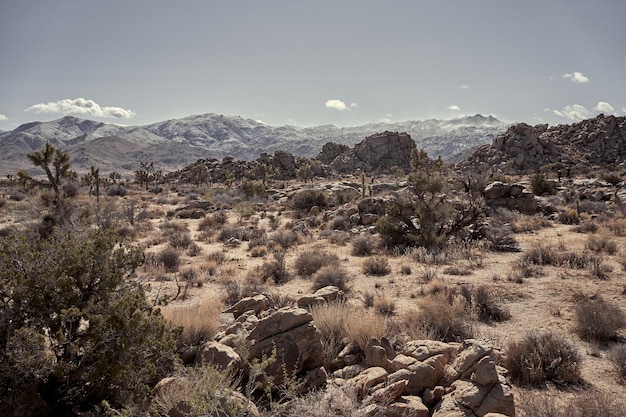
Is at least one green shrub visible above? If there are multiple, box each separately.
[530,173,557,195]
[0,228,180,413]
[504,331,582,386]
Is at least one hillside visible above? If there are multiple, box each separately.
[0,113,507,175]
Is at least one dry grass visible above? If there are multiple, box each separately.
[161,296,223,351]
[516,389,626,417]
[362,255,391,276]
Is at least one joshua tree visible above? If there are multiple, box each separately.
[26,143,72,201]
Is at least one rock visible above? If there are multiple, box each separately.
[391,354,419,371]
[357,197,388,216]
[297,286,344,309]
[388,354,447,395]
[348,367,389,400]
[364,337,396,370]
[330,131,417,173]
[361,213,379,225]
[402,340,456,362]
[471,356,499,387]
[483,182,509,199]
[387,396,429,417]
[366,379,408,404]
[431,394,475,417]
[246,307,325,388]
[446,340,493,381]
[422,386,446,407]
[474,378,515,417]
[195,341,242,371]
[224,294,268,318]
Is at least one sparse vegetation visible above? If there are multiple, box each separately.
[362,255,391,276]
[574,296,626,344]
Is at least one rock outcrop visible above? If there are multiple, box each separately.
[330,131,417,174]
[458,115,626,175]
[483,181,539,214]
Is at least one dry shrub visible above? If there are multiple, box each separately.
[294,250,340,277]
[609,344,626,383]
[345,312,387,351]
[588,254,612,279]
[516,389,625,417]
[249,245,267,257]
[373,294,396,316]
[362,256,391,276]
[312,266,351,292]
[442,265,472,276]
[572,221,599,234]
[574,296,626,344]
[269,229,299,250]
[351,235,377,257]
[399,264,412,275]
[259,251,290,285]
[558,209,579,225]
[221,278,265,307]
[198,210,228,232]
[404,293,472,342]
[161,297,223,353]
[158,247,181,272]
[279,384,360,417]
[504,331,582,387]
[462,285,510,323]
[511,214,552,233]
[187,241,202,257]
[603,216,626,237]
[585,233,618,255]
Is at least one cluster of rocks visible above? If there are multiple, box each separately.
[483,181,539,214]
[325,131,417,174]
[159,290,515,417]
[458,115,626,174]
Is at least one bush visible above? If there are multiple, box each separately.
[351,235,377,256]
[291,189,328,211]
[106,183,128,197]
[0,228,179,413]
[158,247,181,272]
[260,251,290,285]
[586,233,618,255]
[198,210,229,231]
[574,296,626,344]
[295,250,339,277]
[530,173,557,195]
[312,266,351,292]
[516,390,626,417]
[411,293,473,342]
[609,344,626,383]
[362,256,391,276]
[504,331,582,386]
[462,285,511,322]
[269,229,299,250]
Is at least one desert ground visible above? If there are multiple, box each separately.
[1,172,625,416]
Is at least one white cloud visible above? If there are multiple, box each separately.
[447,105,461,111]
[459,85,470,89]
[325,99,356,111]
[562,72,589,84]
[25,98,136,119]
[623,107,626,114]
[550,104,590,120]
[0,114,7,121]
[594,101,615,113]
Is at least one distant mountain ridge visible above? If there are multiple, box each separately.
[0,113,508,175]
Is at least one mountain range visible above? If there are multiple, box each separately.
[0,113,508,175]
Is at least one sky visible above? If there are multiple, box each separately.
[1,0,625,131]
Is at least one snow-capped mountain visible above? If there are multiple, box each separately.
[0,113,508,175]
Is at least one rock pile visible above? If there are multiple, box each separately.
[483,181,538,214]
[328,131,417,173]
[458,115,626,174]
[165,291,516,417]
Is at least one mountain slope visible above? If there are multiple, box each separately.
[0,113,508,175]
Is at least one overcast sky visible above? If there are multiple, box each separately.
[1,0,625,130]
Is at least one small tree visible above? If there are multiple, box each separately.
[0,228,180,413]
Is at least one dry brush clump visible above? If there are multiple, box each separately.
[362,255,391,276]
[574,296,626,344]
[504,331,582,387]
[609,344,626,383]
[461,284,511,323]
[351,235,378,257]
[294,249,340,277]
[311,266,351,292]
[516,389,626,417]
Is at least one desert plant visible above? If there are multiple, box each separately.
[362,255,391,276]
[312,266,351,292]
[504,331,582,386]
[462,284,511,322]
[609,344,626,383]
[269,229,299,250]
[162,297,223,356]
[413,293,473,342]
[294,250,340,277]
[373,294,396,316]
[291,189,328,211]
[574,296,626,344]
[0,227,180,413]
[351,235,377,256]
[260,250,290,285]
[158,247,181,272]
[586,233,618,255]
[516,389,626,417]
[530,173,557,195]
